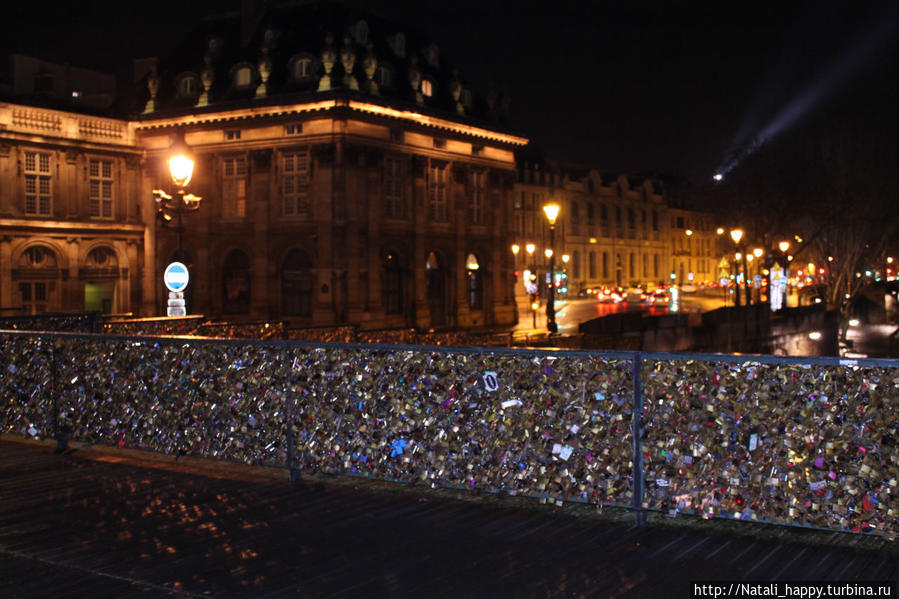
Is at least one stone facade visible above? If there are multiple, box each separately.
[139,104,524,328]
[511,164,715,297]
[0,103,147,316]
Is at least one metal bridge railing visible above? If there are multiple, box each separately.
[1,330,896,540]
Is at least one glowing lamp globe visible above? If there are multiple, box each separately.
[542,203,560,225]
[168,155,195,188]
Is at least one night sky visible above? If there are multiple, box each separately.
[3,0,898,185]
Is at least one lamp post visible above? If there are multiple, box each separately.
[730,229,744,306]
[526,242,536,328]
[561,253,570,298]
[153,143,202,262]
[153,134,202,315]
[543,203,560,333]
[752,247,763,304]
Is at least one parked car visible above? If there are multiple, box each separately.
[680,284,697,293]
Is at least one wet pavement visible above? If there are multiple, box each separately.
[0,438,895,598]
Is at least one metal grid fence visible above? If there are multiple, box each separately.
[1,330,896,539]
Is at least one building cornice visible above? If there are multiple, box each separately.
[134,98,528,146]
[0,219,145,236]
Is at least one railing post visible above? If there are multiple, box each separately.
[631,351,645,525]
[283,348,299,482]
[50,337,67,451]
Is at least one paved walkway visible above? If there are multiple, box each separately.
[0,438,895,598]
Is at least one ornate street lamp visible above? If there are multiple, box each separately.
[153,133,203,316]
[153,136,203,262]
[543,203,560,333]
[730,229,750,306]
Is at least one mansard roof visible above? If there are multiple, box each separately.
[133,1,511,133]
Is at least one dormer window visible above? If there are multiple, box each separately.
[231,63,254,88]
[375,64,393,89]
[461,88,472,108]
[421,78,434,97]
[176,73,200,98]
[289,55,316,81]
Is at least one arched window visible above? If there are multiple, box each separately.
[382,251,403,314]
[17,245,59,314]
[602,252,609,279]
[466,253,482,310]
[282,249,313,317]
[222,249,251,314]
[176,73,200,98]
[289,55,316,81]
[421,79,434,97]
[572,250,581,279]
[87,246,116,267]
[589,252,597,279]
[232,64,254,88]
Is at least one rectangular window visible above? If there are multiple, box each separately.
[89,159,113,218]
[19,281,48,314]
[384,156,404,219]
[24,151,52,216]
[433,138,446,149]
[428,163,447,222]
[225,129,241,140]
[223,156,248,218]
[285,123,303,135]
[469,171,484,225]
[282,151,309,216]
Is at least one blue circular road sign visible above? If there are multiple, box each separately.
[163,262,190,292]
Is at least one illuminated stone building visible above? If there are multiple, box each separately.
[668,206,717,287]
[511,161,672,296]
[135,3,526,328]
[1,3,527,329]
[0,103,147,315]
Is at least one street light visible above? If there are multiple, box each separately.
[543,203,560,333]
[153,135,203,264]
[525,242,537,328]
[730,229,744,306]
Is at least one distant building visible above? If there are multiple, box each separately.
[668,206,717,286]
[0,54,116,111]
[511,158,714,299]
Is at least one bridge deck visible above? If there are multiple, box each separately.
[0,438,895,598]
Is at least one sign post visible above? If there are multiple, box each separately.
[163,261,189,317]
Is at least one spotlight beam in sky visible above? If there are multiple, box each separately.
[714,8,896,179]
